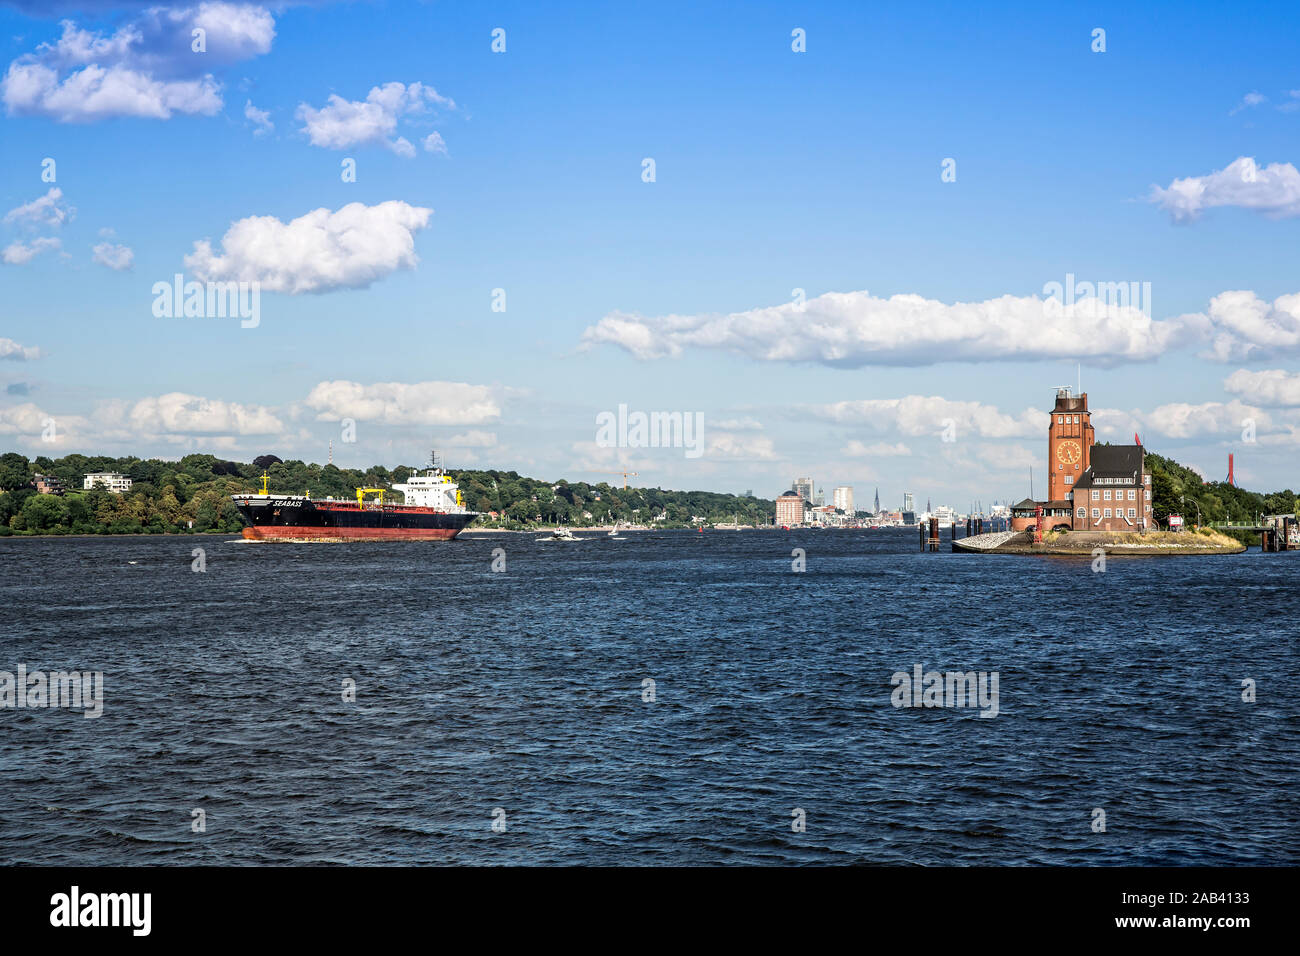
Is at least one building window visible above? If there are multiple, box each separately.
[1064,474,1073,485]
[1104,508,1112,518]
[1145,490,1150,500]
[1091,490,1100,501]
[1128,508,1136,518]
[1144,475,1150,484]
[1077,507,1085,518]
[1092,508,1100,518]
[1074,415,1079,424]
[1103,490,1111,500]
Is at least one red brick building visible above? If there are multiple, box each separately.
[1070,445,1152,531]
[775,490,806,527]
[1011,387,1151,532]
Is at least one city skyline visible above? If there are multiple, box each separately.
[3,1,1300,507]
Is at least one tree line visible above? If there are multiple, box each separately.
[0,451,775,534]
[1,448,1293,536]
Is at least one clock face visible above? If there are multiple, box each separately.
[1057,440,1082,465]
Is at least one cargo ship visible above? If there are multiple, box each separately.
[231,455,478,542]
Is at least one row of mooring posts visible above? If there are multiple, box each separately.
[1261,516,1296,552]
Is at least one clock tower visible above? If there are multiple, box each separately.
[1047,387,1094,503]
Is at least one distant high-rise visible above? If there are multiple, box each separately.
[793,476,814,502]
[874,487,880,514]
[832,486,854,513]
[903,492,914,513]
[814,487,825,507]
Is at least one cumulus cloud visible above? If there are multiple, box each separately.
[2,237,61,264]
[303,380,501,426]
[581,290,1187,367]
[843,439,912,457]
[0,337,43,361]
[92,241,134,270]
[1197,290,1300,361]
[0,402,83,443]
[422,131,447,154]
[4,187,73,228]
[184,199,432,293]
[95,391,283,435]
[1,3,274,122]
[807,395,1047,439]
[244,98,272,134]
[1144,399,1269,439]
[1149,156,1300,222]
[296,81,454,155]
[1223,368,1300,406]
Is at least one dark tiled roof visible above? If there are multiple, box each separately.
[1090,444,1144,477]
[1011,498,1040,510]
[1073,444,1144,489]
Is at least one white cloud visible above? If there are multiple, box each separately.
[1,5,274,122]
[807,395,1048,439]
[244,98,272,134]
[422,131,446,155]
[303,380,501,426]
[711,416,764,430]
[96,391,283,435]
[91,240,133,270]
[1144,399,1269,439]
[445,429,498,448]
[1149,156,1300,222]
[1198,290,1300,361]
[1090,406,1146,442]
[843,440,912,457]
[0,402,85,446]
[0,337,42,361]
[706,432,778,460]
[581,290,1186,367]
[4,187,73,228]
[2,236,61,264]
[1280,91,1300,113]
[1229,91,1266,115]
[296,81,454,155]
[184,199,432,293]
[1223,368,1300,406]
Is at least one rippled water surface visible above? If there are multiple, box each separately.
[1,530,1297,865]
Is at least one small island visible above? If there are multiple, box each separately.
[955,528,1246,556]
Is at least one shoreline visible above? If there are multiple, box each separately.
[954,529,1247,556]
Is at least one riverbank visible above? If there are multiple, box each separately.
[954,529,1247,555]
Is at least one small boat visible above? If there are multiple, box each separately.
[541,527,579,542]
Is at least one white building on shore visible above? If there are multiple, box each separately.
[83,472,133,493]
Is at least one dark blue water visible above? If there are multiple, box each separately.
[1,530,1296,865]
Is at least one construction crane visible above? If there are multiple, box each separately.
[595,469,640,490]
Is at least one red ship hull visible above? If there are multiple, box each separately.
[241,525,463,542]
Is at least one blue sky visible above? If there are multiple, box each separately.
[2,0,1299,507]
